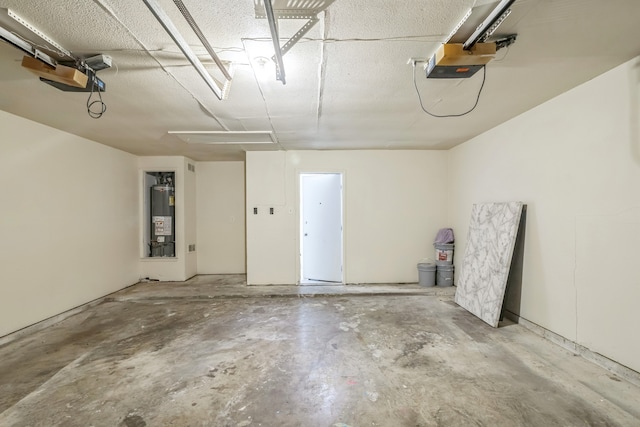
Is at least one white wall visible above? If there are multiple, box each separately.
[196,161,246,274]
[0,111,139,337]
[184,158,197,278]
[246,150,449,285]
[138,156,197,282]
[448,57,640,372]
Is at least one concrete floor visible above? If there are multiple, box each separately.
[1,275,639,426]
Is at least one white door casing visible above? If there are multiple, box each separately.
[300,173,343,283]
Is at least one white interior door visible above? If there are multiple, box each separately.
[300,173,343,283]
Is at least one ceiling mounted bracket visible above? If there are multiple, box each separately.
[254,0,335,84]
[279,16,319,58]
[261,0,287,84]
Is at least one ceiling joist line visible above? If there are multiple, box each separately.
[241,38,281,143]
[316,8,330,130]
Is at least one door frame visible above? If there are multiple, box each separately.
[296,169,346,285]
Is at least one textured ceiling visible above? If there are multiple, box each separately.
[1,0,640,160]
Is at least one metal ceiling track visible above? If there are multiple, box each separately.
[254,0,335,84]
[463,0,516,50]
[0,8,74,68]
[262,0,287,84]
[172,0,232,82]
[142,0,232,100]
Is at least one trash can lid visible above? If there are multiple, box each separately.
[417,262,436,269]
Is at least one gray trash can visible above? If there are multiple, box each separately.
[436,264,454,287]
[417,262,436,287]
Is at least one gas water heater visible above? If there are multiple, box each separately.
[150,174,175,257]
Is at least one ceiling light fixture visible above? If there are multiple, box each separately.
[168,131,277,145]
[142,0,231,100]
[252,56,275,80]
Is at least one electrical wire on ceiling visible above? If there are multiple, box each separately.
[111,57,119,77]
[101,47,245,56]
[315,8,330,129]
[2,14,110,118]
[492,45,511,62]
[242,34,449,44]
[83,57,119,119]
[86,78,107,119]
[9,30,71,60]
[412,62,486,118]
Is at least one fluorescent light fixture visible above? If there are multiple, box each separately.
[142,0,229,100]
[169,131,276,145]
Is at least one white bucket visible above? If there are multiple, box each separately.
[434,243,454,265]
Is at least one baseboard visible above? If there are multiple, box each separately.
[0,298,106,347]
[504,310,640,388]
[0,281,141,347]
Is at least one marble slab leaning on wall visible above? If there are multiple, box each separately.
[455,202,524,327]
